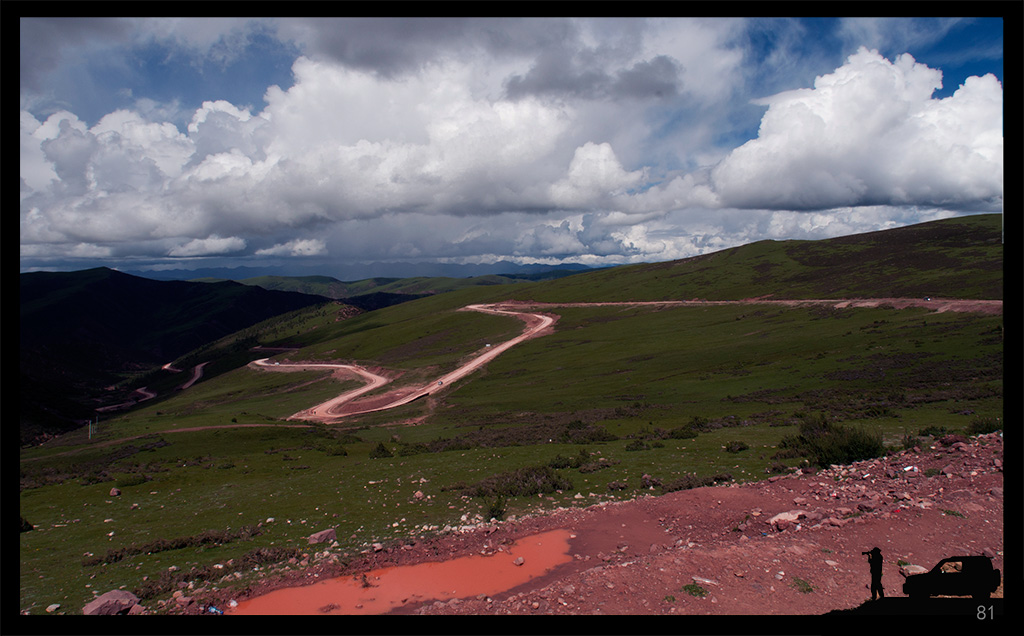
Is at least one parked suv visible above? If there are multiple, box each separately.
[903,556,1000,599]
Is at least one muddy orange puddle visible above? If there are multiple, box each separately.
[229,529,572,615]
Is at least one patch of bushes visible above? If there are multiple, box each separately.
[133,545,300,600]
[624,439,651,452]
[559,420,618,444]
[368,442,394,459]
[659,472,732,493]
[724,440,749,453]
[485,496,507,520]
[547,448,592,469]
[967,417,1001,435]
[578,458,617,473]
[682,583,708,597]
[771,447,803,460]
[666,425,698,439]
[463,466,572,499]
[80,470,114,486]
[900,434,921,451]
[791,577,814,593]
[84,525,263,567]
[778,412,885,467]
[114,473,150,488]
[917,425,948,437]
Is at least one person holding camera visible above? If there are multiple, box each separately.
[863,547,884,600]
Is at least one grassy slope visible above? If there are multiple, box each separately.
[497,213,1002,302]
[19,214,1003,614]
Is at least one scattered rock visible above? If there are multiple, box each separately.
[308,528,337,545]
[45,604,60,613]
[900,564,928,576]
[109,487,121,497]
[82,590,139,615]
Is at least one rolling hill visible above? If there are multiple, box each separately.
[496,213,1003,302]
[194,266,593,308]
[19,267,334,444]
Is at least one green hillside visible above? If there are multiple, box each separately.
[198,268,590,304]
[19,214,1003,614]
[19,268,335,444]
[498,213,1002,302]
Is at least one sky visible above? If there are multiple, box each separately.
[19,16,1006,279]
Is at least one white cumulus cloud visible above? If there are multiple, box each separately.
[710,47,1003,211]
[168,235,247,257]
[255,238,327,257]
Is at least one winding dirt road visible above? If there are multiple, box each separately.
[252,297,998,424]
[251,304,556,422]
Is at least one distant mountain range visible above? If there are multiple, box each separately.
[123,260,596,282]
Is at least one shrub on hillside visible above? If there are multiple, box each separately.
[559,421,618,444]
[724,440,749,453]
[967,417,1001,435]
[779,412,884,467]
[624,439,650,451]
[917,425,948,438]
[666,425,698,439]
[660,472,732,493]
[368,442,394,459]
[115,474,150,488]
[485,496,507,520]
[465,466,572,499]
[547,448,591,469]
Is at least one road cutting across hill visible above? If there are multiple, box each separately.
[250,297,999,423]
[251,303,555,422]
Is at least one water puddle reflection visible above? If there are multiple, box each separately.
[229,528,572,615]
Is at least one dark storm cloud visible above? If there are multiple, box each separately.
[20,18,133,91]
[275,17,576,78]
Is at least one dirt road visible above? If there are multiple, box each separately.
[250,359,391,422]
[252,303,556,422]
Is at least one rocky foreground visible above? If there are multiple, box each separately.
[406,431,1005,619]
[77,431,1004,623]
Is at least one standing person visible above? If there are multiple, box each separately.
[862,547,884,600]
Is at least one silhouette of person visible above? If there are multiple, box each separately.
[862,547,884,600]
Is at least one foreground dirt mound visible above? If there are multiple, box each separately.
[203,432,1002,618]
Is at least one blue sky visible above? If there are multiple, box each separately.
[20,17,1006,278]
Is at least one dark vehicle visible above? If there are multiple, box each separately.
[903,556,1000,599]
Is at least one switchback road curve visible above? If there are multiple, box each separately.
[246,296,1002,423]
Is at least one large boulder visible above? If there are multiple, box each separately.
[82,589,139,615]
